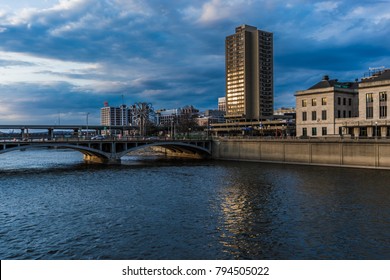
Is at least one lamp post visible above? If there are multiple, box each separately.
[375,121,378,139]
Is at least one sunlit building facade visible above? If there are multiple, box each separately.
[218,97,226,112]
[100,103,130,126]
[344,68,390,137]
[225,24,273,121]
[295,75,359,137]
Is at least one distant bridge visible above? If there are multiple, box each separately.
[0,138,212,164]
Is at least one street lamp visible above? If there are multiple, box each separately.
[375,121,378,139]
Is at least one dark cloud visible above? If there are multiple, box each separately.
[0,0,389,124]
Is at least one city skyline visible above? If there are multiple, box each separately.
[0,0,389,124]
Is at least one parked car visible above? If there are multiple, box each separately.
[91,135,105,140]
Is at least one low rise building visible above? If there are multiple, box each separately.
[156,106,199,126]
[295,75,358,137]
[274,107,295,116]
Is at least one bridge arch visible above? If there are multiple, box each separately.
[0,140,211,164]
[0,143,113,163]
[116,141,211,159]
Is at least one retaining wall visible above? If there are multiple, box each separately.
[211,138,390,169]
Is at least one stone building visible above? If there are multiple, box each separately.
[342,69,390,137]
[295,75,359,137]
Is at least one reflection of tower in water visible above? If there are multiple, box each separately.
[218,168,275,259]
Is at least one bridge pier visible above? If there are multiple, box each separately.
[83,154,121,164]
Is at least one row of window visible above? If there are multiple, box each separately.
[302,111,327,121]
[301,97,353,107]
[366,92,387,103]
[366,105,388,119]
[337,97,352,106]
[302,127,327,136]
[302,97,327,107]
[301,110,353,121]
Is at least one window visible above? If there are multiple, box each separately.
[321,97,327,105]
[366,93,373,119]
[349,98,352,106]
[312,98,317,106]
[312,127,317,136]
[349,111,352,117]
[337,110,341,118]
[302,111,307,121]
[322,110,327,120]
[366,107,373,119]
[380,105,387,118]
[343,98,346,105]
[380,92,387,101]
[338,97,341,105]
[302,128,307,136]
[312,111,317,121]
[302,99,307,107]
[366,93,373,103]
[343,110,346,118]
[322,127,327,136]
[379,92,387,119]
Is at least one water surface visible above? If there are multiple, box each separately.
[0,149,389,259]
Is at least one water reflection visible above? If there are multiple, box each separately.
[217,165,276,259]
[216,163,390,259]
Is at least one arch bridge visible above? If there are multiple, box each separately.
[0,139,212,164]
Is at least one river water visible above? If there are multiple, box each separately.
[0,149,389,260]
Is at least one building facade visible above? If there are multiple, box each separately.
[225,24,273,121]
[156,106,199,126]
[274,107,296,116]
[218,97,226,112]
[100,103,131,126]
[343,69,390,137]
[295,75,358,137]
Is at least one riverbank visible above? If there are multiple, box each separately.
[211,138,390,169]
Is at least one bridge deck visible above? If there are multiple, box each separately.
[0,138,212,164]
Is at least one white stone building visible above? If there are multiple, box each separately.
[342,69,390,137]
[295,75,358,137]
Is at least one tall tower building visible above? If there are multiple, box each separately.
[225,24,273,121]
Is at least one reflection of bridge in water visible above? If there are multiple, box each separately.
[0,125,211,164]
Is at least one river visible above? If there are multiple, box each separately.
[0,149,389,259]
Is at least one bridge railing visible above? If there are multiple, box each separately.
[0,135,213,142]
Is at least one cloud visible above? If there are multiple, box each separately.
[0,0,389,124]
[314,1,340,12]
[183,0,252,25]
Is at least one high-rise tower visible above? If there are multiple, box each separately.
[225,24,273,121]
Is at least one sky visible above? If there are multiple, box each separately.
[0,0,389,124]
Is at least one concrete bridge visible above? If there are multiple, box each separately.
[0,138,212,164]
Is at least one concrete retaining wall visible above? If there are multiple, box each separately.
[212,138,390,169]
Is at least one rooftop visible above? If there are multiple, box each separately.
[361,69,390,83]
[308,75,358,90]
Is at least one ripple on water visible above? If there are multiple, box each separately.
[1,150,390,259]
